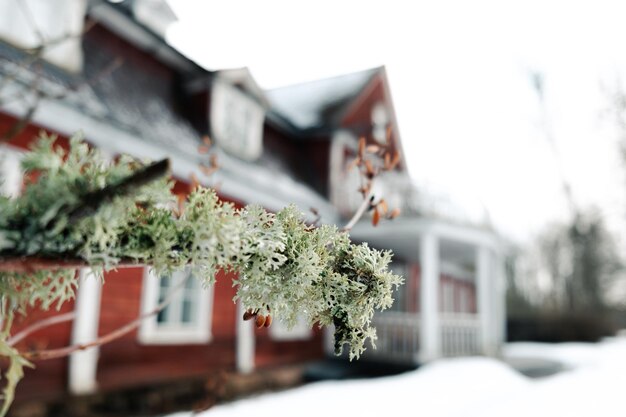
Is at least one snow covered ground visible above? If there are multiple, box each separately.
[169,337,626,417]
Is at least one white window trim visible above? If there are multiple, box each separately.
[269,316,312,342]
[138,267,213,345]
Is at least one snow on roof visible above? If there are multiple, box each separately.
[266,68,380,130]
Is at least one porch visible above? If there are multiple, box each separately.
[365,312,481,364]
[333,216,507,364]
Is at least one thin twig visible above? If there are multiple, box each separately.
[0,257,145,273]
[341,190,374,232]
[14,0,46,46]
[22,274,189,361]
[7,312,75,346]
[66,158,170,225]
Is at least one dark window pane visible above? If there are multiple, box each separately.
[181,298,193,324]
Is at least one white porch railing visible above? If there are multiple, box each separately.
[366,312,482,363]
[367,312,420,364]
[440,313,481,357]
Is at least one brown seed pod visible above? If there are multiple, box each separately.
[189,172,200,190]
[243,310,255,321]
[255,314,266,328]
[372,207,381,226]
[358,183,371,197]
[378,199,388,215]
[358,136,366,158]
[389,152,400,170]
[388,207,401,220]
[200,164,218,176]
[264,315,273,328]
[384,152,391,170]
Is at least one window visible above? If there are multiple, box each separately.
[139,268,213,344]
[210,80,264,161]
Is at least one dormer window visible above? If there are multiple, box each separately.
[210,77,265,161]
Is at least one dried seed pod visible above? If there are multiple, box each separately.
[189,172,200,190]
[176,193,186,217]
[264,315,273,328]
[372,207,381,226]
[243,310,255,321]
[384,152,391,170]
[255,314,266,328]
[388,207,401,219]
[389,152,400,170]
[378,199,388,215]
[358,183,371,197]
[358,137,366,158]
[200,164,218,176]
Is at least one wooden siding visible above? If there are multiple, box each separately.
[96,268,239,391]
[340,75,403,171]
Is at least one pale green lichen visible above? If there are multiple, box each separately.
[0,133,403,414]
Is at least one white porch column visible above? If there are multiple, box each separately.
[494,254,507,349]
[236,301,255,373]
[419,232,440,362]
[69,269,102,394]
[476,246,496,356]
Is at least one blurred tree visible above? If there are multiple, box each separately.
[540,210,622,312]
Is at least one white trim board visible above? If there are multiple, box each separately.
[69,268,102,395]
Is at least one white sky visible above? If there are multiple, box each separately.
[165,0,626,243]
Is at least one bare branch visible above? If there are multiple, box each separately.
[66,158,170,225]
[22,274,188,361]
[0,257,145,273]
[7,312,75,346]
[14,0,46,46]
[341,190,374,232]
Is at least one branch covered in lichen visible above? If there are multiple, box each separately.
[0,133,403,414]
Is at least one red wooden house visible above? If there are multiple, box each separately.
[0,0,507,413]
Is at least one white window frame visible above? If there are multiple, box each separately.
[269,316,312,342]
[138,267,213,345]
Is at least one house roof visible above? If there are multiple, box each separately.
[88,0,207,75]
[266,68,381,132]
